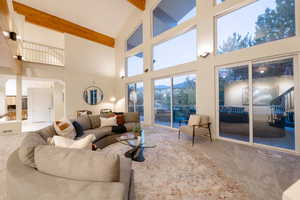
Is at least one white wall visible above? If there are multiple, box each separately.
[114,0,300,144]
[52,81,64,121]
[64,34,116,118]
[23,22,64,48]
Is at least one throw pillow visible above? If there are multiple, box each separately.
[72,121,84,138]
[88,115,101,128]
[124,112,140,123]
[53,135,96,149]
[188,115,201,126]
[112,125,127,133]
[116,114,125,125]
[53,120,76,139]
[100,116,117,127]
[100,112,115,118]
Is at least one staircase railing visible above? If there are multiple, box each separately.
[269,87,294,128]
[22,41,64,66]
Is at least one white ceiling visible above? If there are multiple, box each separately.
[15,0,137,37]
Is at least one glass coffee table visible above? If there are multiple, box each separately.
[116,130,156,162]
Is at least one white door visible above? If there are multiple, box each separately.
[28,88,53,122]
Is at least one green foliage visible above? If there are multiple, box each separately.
[218,33,254,54]
[218,0,295,54]
[254,0,295,44]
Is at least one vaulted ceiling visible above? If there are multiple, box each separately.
[14,0,139,37]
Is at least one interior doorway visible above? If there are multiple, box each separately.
[21,78,65,132]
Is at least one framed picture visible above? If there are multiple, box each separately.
[242,87,278,106]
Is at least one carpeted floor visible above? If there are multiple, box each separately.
[102,127,250,200]
[1,126,300,200]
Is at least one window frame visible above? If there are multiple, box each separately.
[215,54,299,153]
[125,22,144,53]
[151,26,198,71]
[126,81,145,121]
[150,0,197,38]
[125,52,144,77]
[214,0,296,56]
[152,72,197,128]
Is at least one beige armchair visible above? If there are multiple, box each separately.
[178,115,212,145]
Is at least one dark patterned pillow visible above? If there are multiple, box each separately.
[72,121,84,138]
[88,115,101,129]
[116,114,125,125]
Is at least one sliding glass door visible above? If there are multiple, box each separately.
[252,58,295,150]
[217,57,296,151]
[218,65,250,142]
[172,74,196,128]
[154,78,172,126]
[154,74,196,127]
[127,82,144,121]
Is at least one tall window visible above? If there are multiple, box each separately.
[217,0,295,54]
[128,82,144,121]
[216,0,225,5]
[126,52,144,77]
[153,0,196,37]
[153,28,197,71]
[127,24,143,51]
[154,74,196,128]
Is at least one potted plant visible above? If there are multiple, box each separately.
[132,124,142,137]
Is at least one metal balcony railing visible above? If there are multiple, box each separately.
[22,41,64,66]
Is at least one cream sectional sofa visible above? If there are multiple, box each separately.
[6,112,140,200]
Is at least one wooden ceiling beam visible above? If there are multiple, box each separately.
[127,0,145,11]
[13,1,115,47]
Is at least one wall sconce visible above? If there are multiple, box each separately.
[199,52,210,58]
[13,55,22,61]
[110,97,116,102]
[2,31,9,38]
[3,31,21,41]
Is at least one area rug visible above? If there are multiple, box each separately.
[101,126,250,200]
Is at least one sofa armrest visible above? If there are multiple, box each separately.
[119,157,132,200]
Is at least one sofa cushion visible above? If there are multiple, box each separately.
[34,146,120,182]
[124,122,139,132]
[84,127,112,140]
[18,132,47,167]
[77,115,92,130]
[88,115,101,129]
[124,112,139,123]
[37,125,56,141]
[7,150,126,200]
